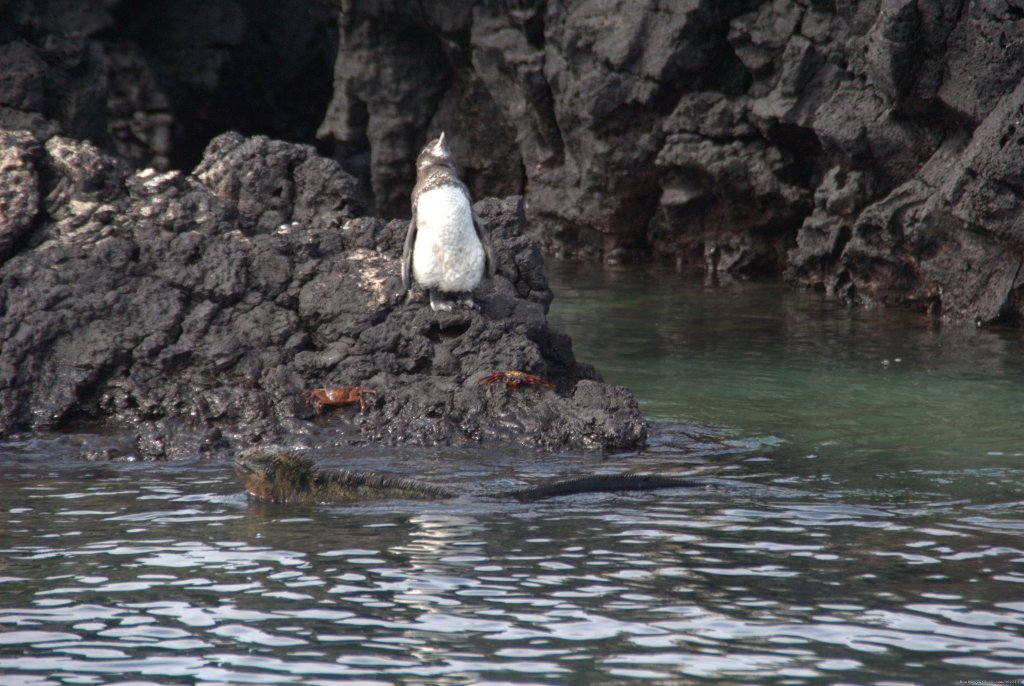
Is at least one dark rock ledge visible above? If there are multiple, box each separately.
[0,130,647,459]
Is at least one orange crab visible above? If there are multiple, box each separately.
[477,370,555,391]
[305,386,378,413]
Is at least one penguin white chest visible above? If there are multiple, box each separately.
[412,186,485,292]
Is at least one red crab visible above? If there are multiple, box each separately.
[477,370,555,391]
[305,386,377,413]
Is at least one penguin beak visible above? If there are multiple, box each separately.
[433,132,448,157]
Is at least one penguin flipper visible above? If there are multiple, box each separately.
[472,209,496,278]
[401,217,417,291]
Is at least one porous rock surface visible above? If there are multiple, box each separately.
[0,0,336,171]
[4,0,1024,326]
[0,131,647,458]
[319,0,1024,324]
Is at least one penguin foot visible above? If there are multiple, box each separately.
[429,290,454,312]
[458,294,478,310]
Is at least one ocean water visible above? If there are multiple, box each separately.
[1,263,1022,685]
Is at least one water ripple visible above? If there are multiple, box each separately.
[3,443,1024,683]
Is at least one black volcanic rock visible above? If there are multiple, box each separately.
[791,78,1024,325]
[0,0,336,171]
[4,0,1024,325]
[0,131,647,458]
[315,0,1024,324]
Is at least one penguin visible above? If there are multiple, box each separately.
[402,132,495,312]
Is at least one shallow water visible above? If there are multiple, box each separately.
[2,264,1024,685]
[549,263,1024,495]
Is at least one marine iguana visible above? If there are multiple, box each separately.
[235,447,706,505]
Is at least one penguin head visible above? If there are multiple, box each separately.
[416,131,455,172]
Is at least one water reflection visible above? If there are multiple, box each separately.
[3,265,1024,682]
[2,456,1024,682]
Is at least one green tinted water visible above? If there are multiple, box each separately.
[548,262,1024,493]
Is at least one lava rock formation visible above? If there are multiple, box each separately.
[0,131,647,457]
